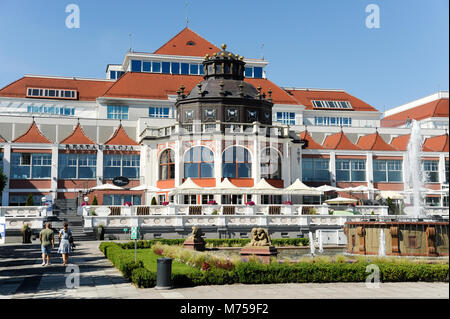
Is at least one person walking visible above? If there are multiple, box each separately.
[39,223,54,266]
[58,223,73,266]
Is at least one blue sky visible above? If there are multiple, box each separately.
[0,0,448,113]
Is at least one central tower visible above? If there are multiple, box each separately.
[175,44,273,126]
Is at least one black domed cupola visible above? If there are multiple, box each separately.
[176,44,273,126]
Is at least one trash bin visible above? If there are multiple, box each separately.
[156,257,172,290]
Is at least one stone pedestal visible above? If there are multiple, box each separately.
[183,240,206,251]
[239,246,278,264]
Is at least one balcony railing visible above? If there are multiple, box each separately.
[139,121,290,139]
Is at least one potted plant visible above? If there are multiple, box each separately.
[92,195,98,206]
[211,209,219,215]
[22,224,32,243]
[97,224,105,240]
[151,197,157,205]
[208,200,217,205]
[245,201,255,206]
[123,201,132,207]
[162,201,169,206]
[283,201,293,205]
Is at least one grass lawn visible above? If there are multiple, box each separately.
[132,248,196,274]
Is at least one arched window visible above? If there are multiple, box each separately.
[222,146,252,178]
[184,146,214,178]
[159,149,175,180]
[261,148,282,180]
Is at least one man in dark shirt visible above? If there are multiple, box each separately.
[40,223,54,266]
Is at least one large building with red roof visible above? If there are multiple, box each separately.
[0,28,448,208]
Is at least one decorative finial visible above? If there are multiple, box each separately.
[213,52,217,57]
[197,83,202,94]
[221,43,227,50]
[204,54,210,60]
[220,52,225,57]
[239,56,244,61]
[268,88,272,101]
[239,81,244,97]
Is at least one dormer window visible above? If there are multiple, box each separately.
[312,100,352,109]
[26,87,77,100]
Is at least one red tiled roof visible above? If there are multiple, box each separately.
[101,72,299,105]
[60,123,95,145]
[357,132,398,151]
[299,131,323,149]
[153,28,220,57]
[322,131,361,150]
[0,76,114,101]
[0,135,5,143]
[390,134,434,152]
[381,98,449,127]
[104,124,139,145]
[423,134,449,152]
[13,121,52,144]
[284,89,378,112]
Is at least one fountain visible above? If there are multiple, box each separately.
[343,119,449,257]
[318,230,324,253]
[378,229,386,256]
[308,231,316,256]
[404,120,425,218]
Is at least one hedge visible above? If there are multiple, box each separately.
[118,238,309,250]
[100,242,449,288]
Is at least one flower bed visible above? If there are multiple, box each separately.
[99,242,449,288]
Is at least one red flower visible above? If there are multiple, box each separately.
[201,261,211,271]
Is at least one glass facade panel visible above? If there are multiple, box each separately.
[336,159,365,182]
[159,149,175,180]
[181,63,189,75]
[183,147,214,178]
[152,61,161,73]
[189,64,198,75]
[107,105,128,120]
[11,153,51,179]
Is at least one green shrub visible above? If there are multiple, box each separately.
[100,242,449,288]
[131,268,157,288]
[25,193,34,206]
[92,195,98,206]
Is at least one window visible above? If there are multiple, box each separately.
[423,160,439,183]
[103,194,141,205]
[253,67,263,78]
[181,63,189,75]
[103,154,140,179]
[373,160,402,183]
[245,67,253,78]
[11,153,51,179]
[9,194,43,206]
[59,153,96,179]
[150,61,160,73]
[408,236,418,248]
[201,194,214,204]
[222,146,251,178]
[184,147,214,179]
[26,87,77,100]
[312,100,352,109]
[445,160,449,184]
[276,112,295,125]
[302,158,330,182]
[107,105,128,120]
[149,107,170,118]
[336,159,366,182]
[190,64,199,75]
[184,195,197,204]
[314,116,352,127]
[162,62,171,74]
[131,60,142,72]
[425,196,440,206]
[171,62,180,74]
[261,148,282,180]
[159,149,175,180]
[142,62,151,72]
[27,105,75,117]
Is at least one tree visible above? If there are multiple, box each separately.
[0,168,7,194]
[151,197,157,205]
[25,193,34,206]
[92,195,98,206]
